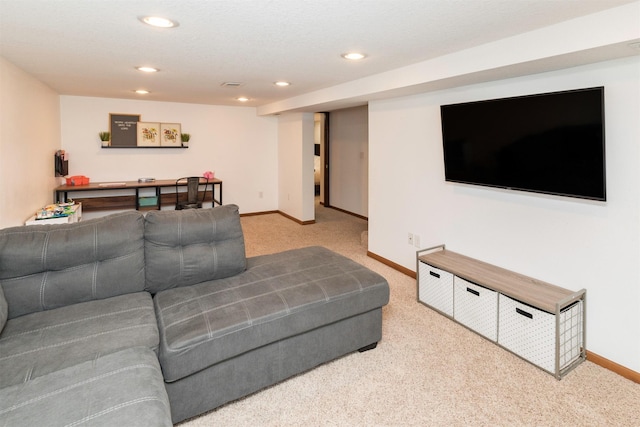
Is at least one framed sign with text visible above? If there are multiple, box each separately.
[109,113,141,147]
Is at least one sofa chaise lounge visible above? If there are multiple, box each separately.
[0,205,390,425]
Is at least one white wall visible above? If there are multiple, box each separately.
[369,56,640,372]
[329,106,369,217]
[0,57,60,228]
[59,96,278,217]
[277,113,315,222]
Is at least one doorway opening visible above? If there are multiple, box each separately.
[314,112,330,207]
[313,106,369,223]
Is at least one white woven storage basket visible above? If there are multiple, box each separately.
[418,262,454,317]
[498,294,583,374]
[454,277,498,341]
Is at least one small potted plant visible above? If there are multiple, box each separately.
[99,131,110,147]
[181,133,190,147]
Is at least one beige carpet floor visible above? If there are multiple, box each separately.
[180,201,640,426]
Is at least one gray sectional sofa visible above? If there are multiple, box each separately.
[0,205,390,425]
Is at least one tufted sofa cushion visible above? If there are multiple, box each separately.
[144,205,246,294]
[0,211,146,319]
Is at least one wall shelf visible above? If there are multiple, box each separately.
[101,146,188,149]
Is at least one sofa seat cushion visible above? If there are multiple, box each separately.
[0,285,7,334]
[154,246,390,382]
[0,346,172,427]
[0,292,159,388]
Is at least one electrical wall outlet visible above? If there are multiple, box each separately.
[414,234,421,248]
[408,232,414,245]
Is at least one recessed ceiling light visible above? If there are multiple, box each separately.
[236,97,250,102]
[342,52,366,60]
[138,16,179,28]
[135,89,150,94]
[274,81,291,87]
[136,66,159,73]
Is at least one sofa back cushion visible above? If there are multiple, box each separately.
[144,205,246,294]
[0,211,146,319]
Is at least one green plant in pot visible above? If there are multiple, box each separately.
[99,131,110,147]
[181,133,190,147]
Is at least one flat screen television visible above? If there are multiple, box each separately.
[441,87,606,201]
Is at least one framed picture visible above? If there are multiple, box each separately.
[137,122,160,147]
[160,123,182,147]
[110,113,140,147]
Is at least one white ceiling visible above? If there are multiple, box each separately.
[0,0,637,111]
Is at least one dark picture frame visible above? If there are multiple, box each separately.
[109,113,141,147]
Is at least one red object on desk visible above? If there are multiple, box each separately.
[65,175,90,186]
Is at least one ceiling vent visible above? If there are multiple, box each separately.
[221,82,244,88]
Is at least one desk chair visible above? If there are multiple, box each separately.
[175,177,208,210]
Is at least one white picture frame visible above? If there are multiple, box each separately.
[160,123,182,147]
[137,122,160,146]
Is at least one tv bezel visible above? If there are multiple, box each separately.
[440,86,606,202]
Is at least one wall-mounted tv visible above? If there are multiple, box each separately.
[441,87,606,201]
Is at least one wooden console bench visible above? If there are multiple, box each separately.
[54,178,222,212]
[417,244,586,379]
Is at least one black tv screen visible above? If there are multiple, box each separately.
[441,87,606,201]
